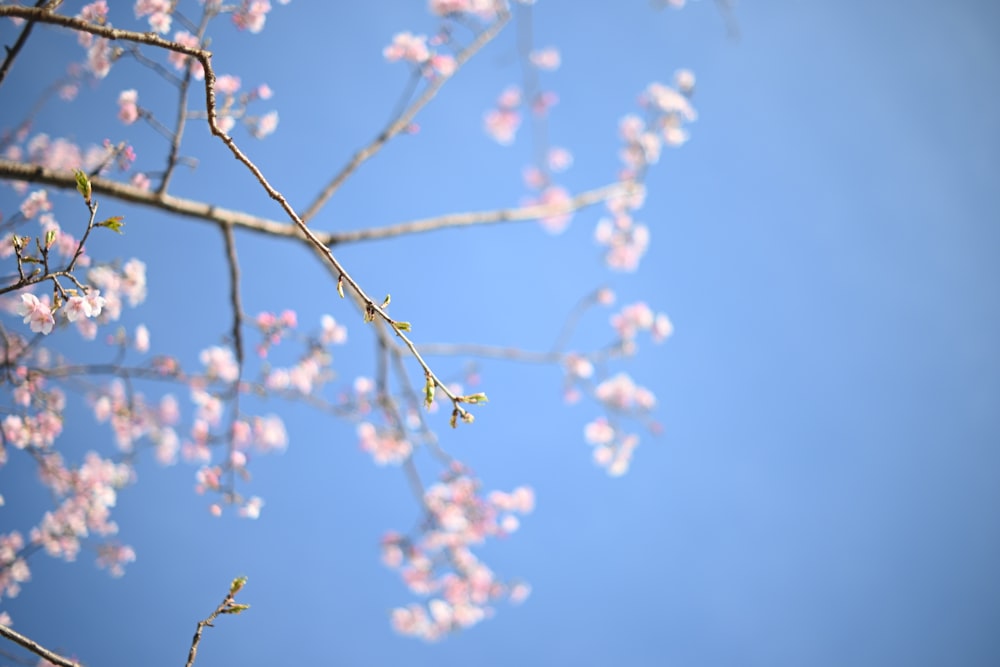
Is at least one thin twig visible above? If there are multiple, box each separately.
[184,578,249,667]
[159,3,217,194]
[325,182,634,244]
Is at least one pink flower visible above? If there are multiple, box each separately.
[529,47,561,71]
[644,82,697,120]
[232,0,273,33]
[483,109,520,145]
[383,32,430,64]
[168,32,203,79]
[358,422,412,466]
[64,290,105,322]
[547,147,573,172]
[16,294,54,335]
[19,190,51,219]
[199,346,239,383]
[534,185,573,234]
[131,172,151,191]
[483,86,522,145]
[319,314,347,345]
[584,418,615,446]
[675,68,696,94]
[215,75,241,96]
[148,11,172,34]
[429,54,456,78]
[134,324,150,352]
[96,542,136,577]
[652,313,674,341]
[79,2,108,24]
[238,496,264,519]
[249,111,279,139]
[86,39,113,78]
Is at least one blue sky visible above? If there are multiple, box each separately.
[1,1,999,665]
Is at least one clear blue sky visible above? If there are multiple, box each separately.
[1,1,999,665]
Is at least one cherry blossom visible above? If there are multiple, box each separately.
[16,294,54,335]
[529,46,561,70]
[358,422,412,466]
[483,86,522,145]
[19,190,51,219]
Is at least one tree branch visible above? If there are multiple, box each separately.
[324,181,635,244]
[0,624,80,667]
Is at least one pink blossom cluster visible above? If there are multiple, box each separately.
[383,32,457,79]
[357,422,412,466]
[134,0,173,33]
[30,451,133,567]
[483,86,522,145]
[168,31,205,80]
[594,372,656,413]
[610,301,673,354]
[583,416,639,476]
[75,3,113,77]
[246,110,279,139]
[232,0,290,34]
[91,380,179,459]
[594,202,650,271]
[95,541,137,577]
[7,136,113,180]
[382,467,534,640]
[619,72,696,178]
[117,89,140,125]
[3,408,63,450]
[258,313,347,396]
[529,46,561,71]
[82,259,148,337]
[428,0,499,20]
[210,75,280,138]
[0,532,30,600]
[254,309,297,356]
[532,185,575,234]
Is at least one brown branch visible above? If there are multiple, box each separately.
[299,6,512,223]
[0,159,296,238]
[0,623,80,667]
[0,6,207,58]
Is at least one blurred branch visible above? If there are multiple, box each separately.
[325,181,634,244]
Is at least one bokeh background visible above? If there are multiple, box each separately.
[1,1,998,665]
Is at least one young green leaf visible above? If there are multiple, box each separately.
[97,216,126,234]
[423,374,435,408]
[74,169,92,204]
[221,603,250,615]
[229,576,248,595]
